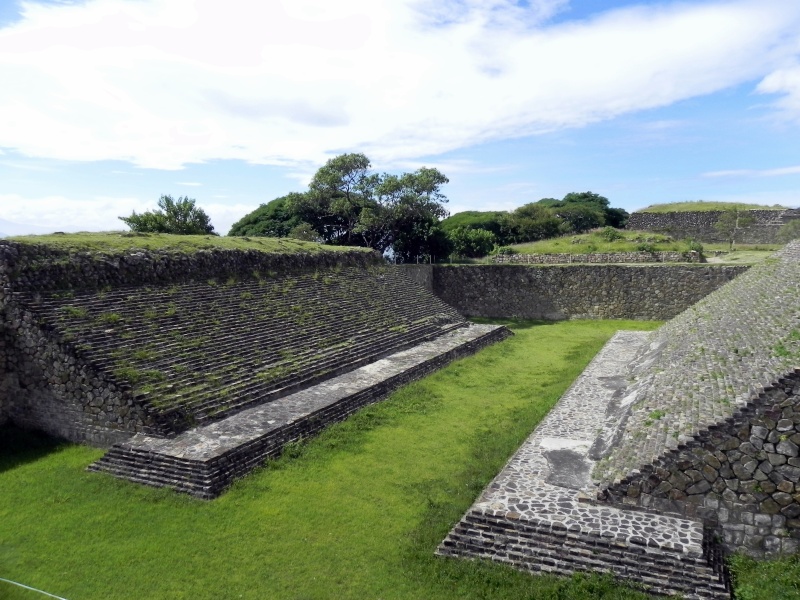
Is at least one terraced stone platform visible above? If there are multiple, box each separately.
[438,332,731,599]
[90,323,510,498]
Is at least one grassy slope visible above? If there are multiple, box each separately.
[508,230,779,263]
[7,231,370,255]
[510,230,682,254]
[0,319,795,600]
[637,201,788,213]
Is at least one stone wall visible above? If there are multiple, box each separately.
[0,240,467,446]
[599,371,800,557]
[491,250,702,264]
[398,264,433,291]
[1,240,377,292]
[626,209,800,244]
[432,264,746,321]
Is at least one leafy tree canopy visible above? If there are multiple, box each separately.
[230,153,450,261]
[449,227,496,258]
[227,194,305,237]
[119,195,216,235]
[440,211,506,237]
[715,207,756,251]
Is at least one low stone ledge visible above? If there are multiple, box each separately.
[89,323,511,498]
[491,251,702,264]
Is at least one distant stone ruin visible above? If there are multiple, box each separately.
[439,241,800,599]
[626,208,800,244]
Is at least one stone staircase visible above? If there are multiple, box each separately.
[439,508,730,600]
[89,324,511,498]
[23,265,467,433]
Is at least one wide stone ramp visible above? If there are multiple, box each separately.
[90,324,510,498]
[438,332,731,599]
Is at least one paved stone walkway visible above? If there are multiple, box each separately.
[439,331,730,599]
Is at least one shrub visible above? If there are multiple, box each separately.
[599,226,624,242]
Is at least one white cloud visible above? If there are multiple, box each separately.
[0,193,151,232]
[204,202,260,235]
[0,192,253,235]
[703,165,800,178]
[0,0,799,170]
[175,181,202,186]
[757,63,800,119]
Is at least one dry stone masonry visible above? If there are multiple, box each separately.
[491,250,702,264]
[442,241,800,598]
[0,239,510,494]
[626,209,800,244]
[431,264,745,321]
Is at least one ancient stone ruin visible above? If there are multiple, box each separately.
[626,208,800,244]
[438,241,800,599]
[0,239,509,497]
[3,234,800,599]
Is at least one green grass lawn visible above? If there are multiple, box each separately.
[7,231,370,256]
[0,319,797,600]
[636,201,788,213]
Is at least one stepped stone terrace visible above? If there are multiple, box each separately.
[0,235,509,496]
[440,241,800,598]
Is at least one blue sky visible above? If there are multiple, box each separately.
[1,0,799,236]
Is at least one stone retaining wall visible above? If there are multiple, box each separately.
[0,241,466,446]
[432,264,746,321]
[0,240,376,292]
[398,264,433,291]
[491,250,702,264]
[90,325,510,498]
[599,372,800,557]
[626,209,800,244]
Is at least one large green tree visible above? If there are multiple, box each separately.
[227,194,305,237]
[500,203,564,243]
[119,195,216,235]
[537,191,629,230]
[276,153,450,259]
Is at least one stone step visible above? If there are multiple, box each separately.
[438,510,730,600]
[89,324,511,499]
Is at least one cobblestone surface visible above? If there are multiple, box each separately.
[595,242,800,486]
[439,332,730,598]
[467,332,701,551]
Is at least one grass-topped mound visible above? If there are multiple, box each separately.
[505,229,698,255]
[8,231,370,256]
[636,201,788,213]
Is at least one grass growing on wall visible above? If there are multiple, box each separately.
[0,319,794,600]
[7,231,372,256]
[636,201,788,213]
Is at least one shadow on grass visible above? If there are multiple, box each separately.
[0,425,66,474]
